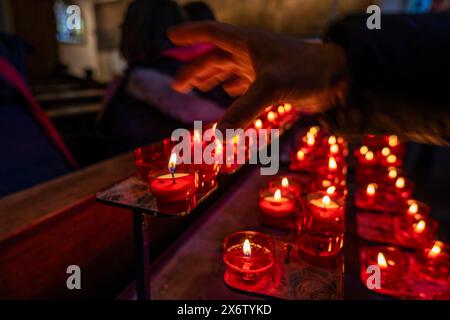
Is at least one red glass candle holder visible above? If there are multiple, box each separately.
[297,191,345,258]
[393,214,439,247]
[193,162,221,192]
[400,199,430,217]
[379,150,403,168]
[259,188,297,218]
[390,176,414,199]
[223,231,275,284]
[148,167,199,203]
[361,246,410,288]
[354,183,402,212]
[417,241,450,282]
[267,176,301,198]
[134,143,170,180]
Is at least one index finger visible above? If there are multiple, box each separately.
[167,21,244,54]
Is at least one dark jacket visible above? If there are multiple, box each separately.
[321,13,450,146]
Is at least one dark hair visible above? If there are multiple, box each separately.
[183,1,215,21]
[120,0,186,65]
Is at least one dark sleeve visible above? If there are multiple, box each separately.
[319,13,450,146]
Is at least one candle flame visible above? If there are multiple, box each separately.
[243,239,251,256]
[168,153,177,171]
[309,126,319,136]
[328,157,337,170]
[322,180,331,188]
[212,123,217,131]
[326,186,336,195]
[297,150,305,161]
[322,195,331,206]
[381,147,390,157]
[365,151,374,161]
[408,202,419,215]
[330,144,339,154]
[429,242,442,258]
[277,105,285,114]
[306,133,315,146]
[388,167,398,179]
[281,178,289,187]
[267,111,276,122]
[274,189,282,201]
[387,154,397,164]
[395,177,405,189]
[414,220,426,233]
[284,103,292,112]
[254,119,263,129]
[328,136,337,145]
[388,135,399,147]
[367,183,377,196]
[337,136,345,144]
[377,252,388,268]
[360,145,369,155]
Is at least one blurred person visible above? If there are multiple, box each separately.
[97,0,229,156]
[168,14,450,146]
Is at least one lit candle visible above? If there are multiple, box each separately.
[259,188,297,218]
[298,191,344,258]
[267,111,276,123]
[223,231,274,283]
[394,213,438,246]
[268,176,301,197]
[284,103,292,112]
[394,176,413,198]
[419,241,449,281]
[148,153,199,203]
[254,118,263,130]
[405,199,430,217]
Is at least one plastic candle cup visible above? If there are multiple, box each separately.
[297,192,345,258]
[418,241,450,281]
[268,176,301,198]
[223,231,275,283]
[394,213,439,246]
[259,188,297,218]
[148,153,199,203]
[363,247,410,286]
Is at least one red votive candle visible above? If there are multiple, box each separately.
[148,153,199,203]
[268,176,301,198]
[402,199,430,217]
[259,188,297,218]
[297,191,345,258]
[379,147,403,167]
[223,231,275,283]
[362,247,410,287]
[391,176,414,199]
[418,241,450,282]
[394,213,439,246]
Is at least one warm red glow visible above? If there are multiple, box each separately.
[328,157,338,170]
[267,111,276,122]
[428,241,443,258]
[388,167,398,179]
[274,189,282,201]
[284,103,292,112]
[168,153,177,171]
[360,145,369,155]
[254,119,263,129]
[277,105,285,114]
[414,220,426,233]
[366,183,377,196]
[326,186,336,195]
[328,136,337,145]
[281,178,289,188]
[381,147,390,156]
[387,154,397,164]
[330,144,339,154]
[408,202,418,215]
[297,150,305,161]
[388,135,399,147]
[365,151,374,161]
[395,177,405,189]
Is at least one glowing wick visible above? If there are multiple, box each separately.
[365,151,374,161]
[428,242,442,258]
[326,186,336,195]
[328,157,338,171]
[254,119,262,129]
[367,183,377,196]
[243,239,251,256]
[414,220,426,233]
[360,145,369,155]
[387,154,397,164]
[168,153,177,183]
[328,136,337,145]
[408,202,419,215]
[395,177,405,189]
[377,252,388,268]
[388,167,398,179]
[388,135,399,147]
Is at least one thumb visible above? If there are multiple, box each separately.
[217,80,274,134]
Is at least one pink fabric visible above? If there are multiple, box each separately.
[162,44,215,62]
[0,57,79,168]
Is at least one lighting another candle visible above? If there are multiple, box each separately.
[223,231,275,283]
[148,153,199,203]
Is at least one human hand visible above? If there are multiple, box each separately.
[168,21,349,132]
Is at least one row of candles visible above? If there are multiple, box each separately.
[223,128,448,289]
[133,102,448,289]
